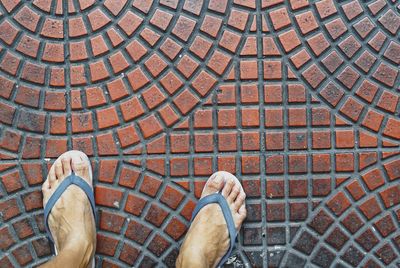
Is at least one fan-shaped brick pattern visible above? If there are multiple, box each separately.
[0,0,399,267]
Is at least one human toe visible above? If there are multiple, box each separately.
[227,185,240,204]
[201,173,225,197]
[221,178,235,198]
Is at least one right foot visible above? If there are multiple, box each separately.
[177,171,247,268]
[42,150,96,267]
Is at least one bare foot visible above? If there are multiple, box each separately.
[42,150,96,267]
[177,171,247,268]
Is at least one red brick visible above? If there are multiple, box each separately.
[95,186,123,208]
[240,84,259,104]
[383,159,400,181]
[96,107,120,129]
[217,85,236,104]
[0,227,15,250]
[241,108,259,127]
[289,180,308,197]
[21,163,43,186]
[68,17,87,37]
[116,125,140,148]
[118,166,140,189]
[335,153,354,172]
[120,97,145,121]
[383,118,400,140]
[125,194,147,216]
[138,115,163,138]
[269,7,291,30]
[147,234,171,257]
[266,132,284,150]
[145,54,168,77]
[160,185,184,209]
[289,131,307,150]
[142,85,167,110]
[0,198,21,221]
[359,196,382,219]
[22,190,42,211]
[17,109,46,133]
[100,211,125,233]
[172,15,196,42]
[45,138,68,158]
[50,115,67,135]
[145,204,168,227]
[312,178,331,197]
[96,234,119,256]
[189,37,212,60]
[12,244,33,266]
[140,175,162,197]
[125,220,152,244]
[15,86,40,108]
[98,160,118,184]
[12,218,34,239]
[177,55,199,78]
[192,71,217,97]
[165,217,187,241]
[290,202,308,221]
[379,185,400,208]
[0,129,21,152]
[279,30,302,53]
[345,180,366,201]
[240,60,258,80]
[361,168,385,191]
[327,192,351,216]
[71,112,93,133]
[335,129,355,149]
[242,179,261,197]
[217,156,236,174]
[208,50,231,75]
[22,135,42,159]
[288,154,307,174]
[265,108,283,127]
[173,89,199,115]
[194,157,213,176]
[72,136,94,156]
[195,133,214,152]
[312,154,331,173]
[266,203,285,222]
[266,155,284,174]
[170,158,189,176]
[242,131,260,151]
[2,170,23,193]
[119,243,140,265]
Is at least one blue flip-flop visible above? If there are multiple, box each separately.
[43,172,96,254]
[190,174,243,267]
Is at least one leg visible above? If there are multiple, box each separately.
[39,151,96,268]
[177,171,247,268]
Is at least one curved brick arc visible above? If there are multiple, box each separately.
[0,0,400,267]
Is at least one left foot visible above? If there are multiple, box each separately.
[42,150,96,267]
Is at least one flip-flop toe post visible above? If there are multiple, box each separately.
[190,172,244,267]
[43,171,96,251]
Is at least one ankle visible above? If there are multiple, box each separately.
[177,245,208,268]
[59,236,95,267]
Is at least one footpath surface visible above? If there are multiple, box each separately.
[0,0,399,267]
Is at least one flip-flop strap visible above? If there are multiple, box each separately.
[44,173,96,243]
[191,193,237,267]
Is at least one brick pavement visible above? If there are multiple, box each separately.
[0,0,399,267]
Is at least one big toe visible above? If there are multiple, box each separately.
[71,151,92,186]
[201,172,225,197]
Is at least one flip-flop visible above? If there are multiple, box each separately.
[190,174,243,267]
[43,171,96,263]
